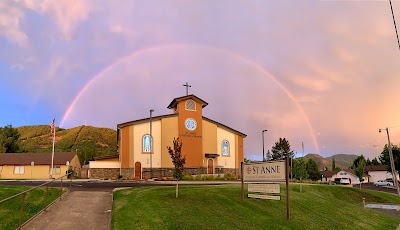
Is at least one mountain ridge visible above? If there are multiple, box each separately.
[303,153,358,170]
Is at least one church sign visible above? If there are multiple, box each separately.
[241,158,290,220]
[243,161,285,181]
[248,183,280,193]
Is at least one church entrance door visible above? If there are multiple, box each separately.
[135,162,141,179]
[207,159,214,174]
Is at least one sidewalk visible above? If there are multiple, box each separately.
[22,191,113,230]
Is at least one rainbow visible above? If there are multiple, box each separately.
[60,43,320,154]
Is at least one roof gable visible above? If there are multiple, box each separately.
[364,165,389,172]
[203,116,246,137]
[167,94,208,109]
[117,114,178,128]
[0,152,77,166]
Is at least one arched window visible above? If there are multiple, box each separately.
[222,140,229,156]
[185,99,196,111]
[143,134,152,153]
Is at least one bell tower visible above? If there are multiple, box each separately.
[167,92,208,167]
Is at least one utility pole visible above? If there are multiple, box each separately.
[262,130,267,161]
[380,128,400,197]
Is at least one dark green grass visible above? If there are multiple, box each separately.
[0,186,62,229]
[112,184,400,230]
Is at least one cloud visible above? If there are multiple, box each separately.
[0,1,28,46]
[20,0,90,40]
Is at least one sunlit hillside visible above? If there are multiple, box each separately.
[17,125,117,164]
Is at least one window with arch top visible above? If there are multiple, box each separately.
[143,134,152,153]
[185,99,196,111]
[221,140,229,156]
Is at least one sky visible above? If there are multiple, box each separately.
[1,0,400,161]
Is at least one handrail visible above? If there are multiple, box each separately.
[0,171,74,230]
[0,172,73,204]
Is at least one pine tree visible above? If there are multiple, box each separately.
[271,138,294,160]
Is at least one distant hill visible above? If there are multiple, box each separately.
[17,125,117,164]
[303,153,358,170]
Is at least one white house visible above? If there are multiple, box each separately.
[364,165,399,183]
[321,169,368,185]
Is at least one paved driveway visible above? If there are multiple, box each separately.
[22,191,112,230]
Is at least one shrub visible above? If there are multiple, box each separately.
[195,175,202,181]
[205,175,215,180]
[215,175,223,180]
[224,174,234,180]
[182,175,193,181]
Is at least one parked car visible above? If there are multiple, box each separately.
[340,178,351,185]
[374,180,393,186]
[385,178,395,184]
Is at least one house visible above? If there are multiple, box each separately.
[364,165,399,183]
[0,152,81,179]
[90,93,246,180]
[320,169,369,185]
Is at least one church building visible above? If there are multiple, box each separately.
[116,92,246,179]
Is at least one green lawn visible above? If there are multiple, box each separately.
[112,184,400,230]
[0,186,62,229]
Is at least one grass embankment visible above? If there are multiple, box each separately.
[0,186,62,229]
[112,184,400,230]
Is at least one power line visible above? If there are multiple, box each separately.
[389,0,400,50]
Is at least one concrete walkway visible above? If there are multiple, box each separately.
[22,191,112,230]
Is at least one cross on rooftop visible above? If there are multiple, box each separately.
[183,82,191,96]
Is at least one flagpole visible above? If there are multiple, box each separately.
[50,117,56,179]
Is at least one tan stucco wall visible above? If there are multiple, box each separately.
[0,165,70,179]
[120,126,131,168]
[133,120,162,169]
[202,120,217,166]
[89,161,120,168]
[217,127,236,168]
[236,135,244,169]
[161,116,178,168]
[69,155,81,169]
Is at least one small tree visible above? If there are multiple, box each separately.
[355,158,366,190]
[293,158,309,180]
[331,158,340,171]
[167,138,186,198]
[306,159,321,181]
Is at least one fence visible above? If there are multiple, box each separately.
[0,172,73,229]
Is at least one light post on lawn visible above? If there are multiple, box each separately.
[262,130,267,161]
[379,127,400,197]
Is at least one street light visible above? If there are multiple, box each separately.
[379,127,400,197]
[262,130,268,161]
[150,109,154,179]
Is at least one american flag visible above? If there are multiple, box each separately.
[50,118,55,134]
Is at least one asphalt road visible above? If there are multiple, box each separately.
[353,182,398,195]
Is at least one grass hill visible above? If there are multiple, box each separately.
[304,153,357,170]
[17,125,117,164]
[112,185,400,229]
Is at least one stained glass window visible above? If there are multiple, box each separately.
[143,135,152,152]
[222,140,229,156]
